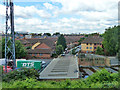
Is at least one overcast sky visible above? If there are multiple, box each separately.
[0,0,119,34]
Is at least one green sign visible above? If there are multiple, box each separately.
[17,60,42,70]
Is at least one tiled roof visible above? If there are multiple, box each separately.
[27,49,52,54]
[20,38,56,49]
[82,36,103,43]
[64,36,82,44]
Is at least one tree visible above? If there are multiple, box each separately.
[2,38,27,59]
[43,33,51,36]
[72,48,77,55]
[53,32,60,36]
[30,33,37,37]
[102,26,119,56]
[57,34,67,50]
[38,33,42,36]
[15,40,27,58]
[78,37,85,44]
[55,45,63,55]
[89,33,99,36]
[96,46,104,55]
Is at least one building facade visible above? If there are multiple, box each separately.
[81,36,103,53]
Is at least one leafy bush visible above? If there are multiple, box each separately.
[2,69,119,88]
[86,69,118,84]
[2,67,39,82]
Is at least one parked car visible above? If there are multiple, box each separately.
[61,54,65,56]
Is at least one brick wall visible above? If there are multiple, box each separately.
[78,57,110,66]
[31,54,51,59]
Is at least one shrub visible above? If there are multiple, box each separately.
[2,67,39,82]
[2,69,119,88]
[86,69,112,83]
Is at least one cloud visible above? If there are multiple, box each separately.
[0,0,118,34]
[0,4,52,19]
[43,3,54,10]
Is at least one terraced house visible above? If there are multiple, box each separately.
[81,36,103,53]
[20,38,56,59]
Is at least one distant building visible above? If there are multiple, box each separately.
[19,35,84,59]
[65,36,83,49]
[25,35,32,39]
[81,36,103,53]
[15,31,28,39]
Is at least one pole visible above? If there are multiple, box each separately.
[10,0,16,69]
[5,0,9,73]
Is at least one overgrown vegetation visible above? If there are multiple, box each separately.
[2,67,39,82]
[2,69,120,88]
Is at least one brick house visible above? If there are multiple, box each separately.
[27,49,52,59]
[81,36,103,53]
[20,38,56,59]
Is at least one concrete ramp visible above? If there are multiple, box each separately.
[39,55,79,79]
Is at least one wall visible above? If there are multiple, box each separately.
[81,43,94,52]
[31,54,51,59]
[78,57,110,66]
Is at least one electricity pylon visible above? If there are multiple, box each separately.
[3,0,16,72]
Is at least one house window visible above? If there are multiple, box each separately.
[90,43,92,45]
[94,43,96,45]
[86,47,88,49]
[86,43,88,45]
[94,47,96,49]
[90,47,92,49]
[39,54,43,56]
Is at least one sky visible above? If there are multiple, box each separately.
[0,0,119,34]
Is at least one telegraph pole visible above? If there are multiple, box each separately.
[4,0,16,72]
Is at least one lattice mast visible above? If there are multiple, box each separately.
[4,0,16,72]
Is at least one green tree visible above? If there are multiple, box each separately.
[26,46,31,49]
[55,45,63,55]
[102,26,119,56]
[1,38,27,59]
[43,33,51,36]
[30,33,37,37]
[38,33,42,36]
[57,34,67,50]
[15,40,27,58]
[89,33,99,36]
[96,46,104,55]
[78,37,85,44]
[72,48,77,55]
[53,32,60,36]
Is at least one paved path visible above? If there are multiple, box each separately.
[39,54,79,79]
